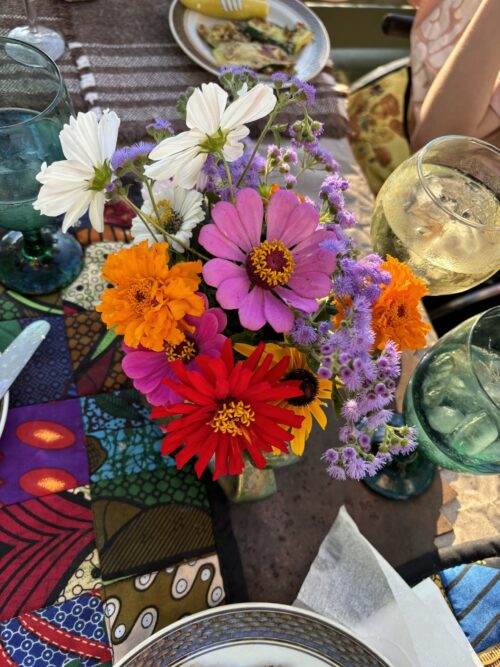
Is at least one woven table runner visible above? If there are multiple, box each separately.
[0,212,246,666]
[1,0,349,143]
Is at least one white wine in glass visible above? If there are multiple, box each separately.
[8,0,65,62]
[371,136,500,296]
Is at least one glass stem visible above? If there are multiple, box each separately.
[22,229,51,260]
[24,0,39,34]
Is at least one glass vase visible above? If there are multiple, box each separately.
[0,37,83,295]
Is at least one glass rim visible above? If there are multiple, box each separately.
[468,305,500,410]
[416,134,500,232]
[0,36,65,131]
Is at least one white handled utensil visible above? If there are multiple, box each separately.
[220,0,243,12]
[0,320,51,401]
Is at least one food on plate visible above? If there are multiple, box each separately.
[238,18,313,54]
[198,17,313,72]
[180,0,269,20]
[198,22,249,48]
[212,41,294,72]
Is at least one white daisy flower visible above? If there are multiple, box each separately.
[145,82,276,189]
[131,184,205,253]
[33,110,120,233]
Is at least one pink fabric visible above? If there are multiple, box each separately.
[410,0,500,122]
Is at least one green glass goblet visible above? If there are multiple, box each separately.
[0,37,83,295]
[366,307,500,499]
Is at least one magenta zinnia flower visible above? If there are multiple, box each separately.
[122,307,227,405]
[199,188,336,332]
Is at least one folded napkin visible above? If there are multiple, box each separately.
[295,507,482,667]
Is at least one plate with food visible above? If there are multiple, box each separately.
[169,0,330,81]
[115,603,393,667]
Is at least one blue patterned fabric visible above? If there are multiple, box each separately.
[439,559,500,654]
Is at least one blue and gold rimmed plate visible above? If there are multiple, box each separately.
[0,391,9,440]
[115,603,393,667]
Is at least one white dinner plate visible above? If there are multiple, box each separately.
[169,0,331,82]
[115,602,393,667]
[0,391,8,440]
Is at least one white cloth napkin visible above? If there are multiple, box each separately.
[294,506,481,667]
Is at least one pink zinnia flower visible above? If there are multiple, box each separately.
[122,307,227,405]
[199,188,336,332]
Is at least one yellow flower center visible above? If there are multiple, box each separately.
[164,339,198,362]
[209,400,255,437]
[152,199,182,234]
[127,278,157,314]
[246,240,294,290]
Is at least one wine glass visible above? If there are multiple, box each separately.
[366,307,499,499]
[0,37,83,295]
[371,135,500,296]
[8,0,65,62]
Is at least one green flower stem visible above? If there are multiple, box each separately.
[236,100,289,188]
[120,195,161,243]
[119,194,211,261]
[219,152,236,203]
[144,179,163,226]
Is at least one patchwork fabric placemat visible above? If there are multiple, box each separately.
[0,214,246,666]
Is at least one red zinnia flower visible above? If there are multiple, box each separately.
[151,339,304,479]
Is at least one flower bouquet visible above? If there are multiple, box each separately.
[34,67,431,483]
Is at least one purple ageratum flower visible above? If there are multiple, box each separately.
[111,141,155,170]
[147,118,175,134]
[121,307,227,405]
[291,318,318,345]
[304,141,339,172]
[283,149,298,165]
[200,188,336,333]
[284,174,298,190]
[271,72,289,87]
[318,321,330,337]
[220,65,258,79]
[290,77,316,105]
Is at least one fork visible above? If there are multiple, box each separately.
[220,0,243,12]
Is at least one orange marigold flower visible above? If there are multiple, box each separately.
[96,241,204,352]
[372,255,431,350]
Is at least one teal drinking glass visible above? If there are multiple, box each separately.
[365,307,499,500]
[0,37,83,295]
[404,306,500,474]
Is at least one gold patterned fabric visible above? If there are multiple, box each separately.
[348,67,411,195]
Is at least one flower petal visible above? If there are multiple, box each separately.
[274,286,319,312]
[266,189,301,242]
[202,257,246,287]
[148,130,201,161]
[211,200,254,252]
[220,84,276,130]
[60,112,100,166]
[235,188,263,247]
[216,275,251,309]
[293,247,336,275]
[279,201,319,248]
[263,291,294,333]
[186,83,228,135]
[61,191,93,232]
[199,224,246,262]
[173,152,207,189]
[238,287,266,330]
[222,126,249,162]
[98,110,120,162]
[288,272,332,298]
[88,191,105,232]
